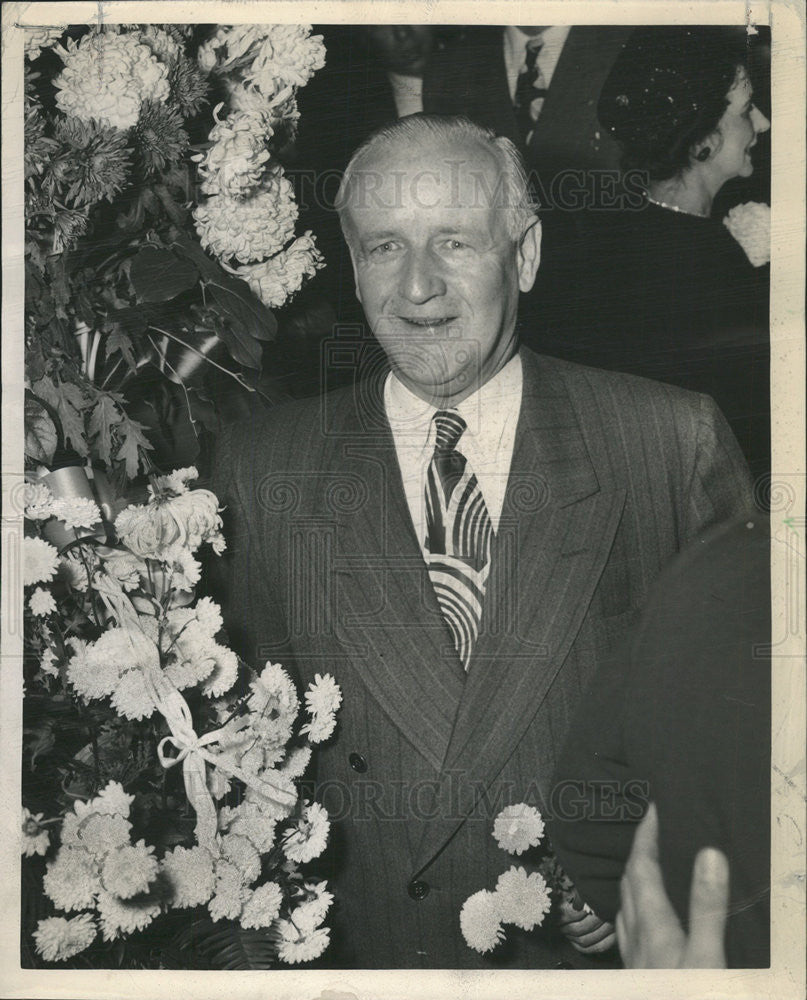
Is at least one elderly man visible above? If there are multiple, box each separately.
[212,114,751,969]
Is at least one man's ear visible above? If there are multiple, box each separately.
[517,218,542,293]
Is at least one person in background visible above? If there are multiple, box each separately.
[527,27,772,485]
[549,516,771,968]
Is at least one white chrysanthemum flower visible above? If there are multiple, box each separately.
[459,890,505,954]
[96,889,160,941]
[244,777,297,823]
[723,201,771,267]
[221,833,261,884]
[240,25,326,93]
[58,553,91,591]
[43,846,101,911]
[53,30,170,130]
[115,502,182,559]
[29,586,57,617]
[147,466,199,498]
[111,666,156,720]
[495,866,552,931]
[67,811,132,858]
[101,841,158,898]
[91,781,135,818]
[162,845,216,908]
[240,881,283,929]
[291,880,333,933]
[492,803,546,856]
[201,645,239,698]
[208,859,249,921]
[299,711,336,744]
[25,26,66,61]
[39,646,59,677]
[24,482,56,520]
[194,596,224,636]
[233,231,324,308]
[66,638,118,701]
[140,24,181,64]
[24,536,59,586]
[166,487,224,552]
[246,661,300,748]
[49,496,101,530]
[193,166,298,264]
[22,808,50,857]
[194,105,273,198]
[304,673,342,718]
[280,745,312,780]
[272,919,330,964]
[282,802,329,863]
[102,550,145,592]
[33,913,96,962]
[219,801,278,854]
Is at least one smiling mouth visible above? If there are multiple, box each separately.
[399,317,457,329]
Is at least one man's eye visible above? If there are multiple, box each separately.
[445,239,467,250]
[371,242,397,255]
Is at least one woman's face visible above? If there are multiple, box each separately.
[709,67,771,182]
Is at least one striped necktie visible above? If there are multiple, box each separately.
[514,37,547,144]
[424,410,493,669]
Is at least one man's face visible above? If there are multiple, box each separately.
[343,136,541,405]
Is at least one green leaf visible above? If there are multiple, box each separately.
[105,328,137,371]
[129,247,198,304]
[55,380,90,457]
[25,395,58,464]
[206,275,277,343]
[209,315,263,370]
[88,394,123,466]
[170,234,224,282]
[114,414,154,479]
[35,376,89,457]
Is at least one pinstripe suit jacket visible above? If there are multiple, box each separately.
[211,346,752,968]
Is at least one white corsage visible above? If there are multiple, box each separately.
[723,201,770,267]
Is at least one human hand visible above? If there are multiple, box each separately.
[616,802,730,968]
[558,893,617,954]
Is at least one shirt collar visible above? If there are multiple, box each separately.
[384,353,523,455]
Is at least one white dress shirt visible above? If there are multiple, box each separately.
[384,354,523,554]
[503,25,571,103]
[388,71,424,117]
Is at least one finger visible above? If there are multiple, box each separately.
[685,847,730,968]
[558,912,602,933]
[570,930,618,955]
[569,921,616,949]
[631,801,660,862]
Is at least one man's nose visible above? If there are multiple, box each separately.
[751,106,771,134]
[400,249,447,303]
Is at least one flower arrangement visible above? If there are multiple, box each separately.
[459,803,588,955]
[24,23,325,487]
[21,468,341,968]
[723,201,771,267]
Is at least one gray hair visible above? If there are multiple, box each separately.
[335,114,539,244]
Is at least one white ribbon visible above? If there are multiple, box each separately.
[95,571,297,852]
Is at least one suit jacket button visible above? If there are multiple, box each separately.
[349,752,367,773]
[408,879,429,900]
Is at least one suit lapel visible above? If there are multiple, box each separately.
[412,350,626,872]
[331,376,465,773]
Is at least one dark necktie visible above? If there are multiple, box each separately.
[514,37,547,143]
[424,411,493,669]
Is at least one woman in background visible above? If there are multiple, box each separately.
[530,27,772,484]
